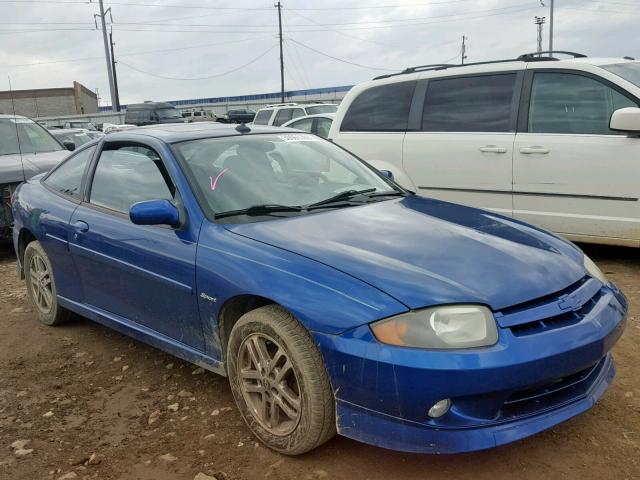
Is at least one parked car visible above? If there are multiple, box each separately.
[218,109,256,124]
[124,102,186,126]
[282,113,335,138]
[182,109,217,122]
[0,114,70,239]
[49,128,104,150]
[330,51,640,247]
[12,122,627,455]
[253,103,338,127]
[63,120,97,131]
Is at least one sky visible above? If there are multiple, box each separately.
[0,0,637,106]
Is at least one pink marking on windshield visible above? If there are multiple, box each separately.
[209,168,229,191]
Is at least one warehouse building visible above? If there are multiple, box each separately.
[0,81,98,117]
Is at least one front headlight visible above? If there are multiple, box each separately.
[584,255,608,284]
[370,305,498,349]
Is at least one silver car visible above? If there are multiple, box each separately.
[0,114,71,238]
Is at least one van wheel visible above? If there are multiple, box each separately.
[227,305,336,455]
[24,241,73,326]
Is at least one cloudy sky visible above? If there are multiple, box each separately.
[0,0,637,106]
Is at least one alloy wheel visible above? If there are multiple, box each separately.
[29,253,53,313]
[237,333,302,436]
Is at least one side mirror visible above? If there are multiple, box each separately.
[63,141,75,151]
[130,199,181,228]
[379,169,394,180]
[610,107,640,133]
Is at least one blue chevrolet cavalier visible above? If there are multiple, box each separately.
[11,123,627,455]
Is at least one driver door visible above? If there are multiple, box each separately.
[68,142,205,350]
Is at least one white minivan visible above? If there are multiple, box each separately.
[329,52,640,247]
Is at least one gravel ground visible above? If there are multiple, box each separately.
[0,242,639,480]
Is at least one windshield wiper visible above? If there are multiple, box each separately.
[214,204,302,219]
[366,190,407,198]
[306,188,377,209]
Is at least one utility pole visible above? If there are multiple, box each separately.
[548,0,554,54]
[276,1,285,103]
[535,16,546,53]
[95,0,117,112]
[461,35,467,64]
[109,28,121,112]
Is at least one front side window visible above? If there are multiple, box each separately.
[341,81,416,132]
[174,133,396,219]
[157,108,183,120]
[254,109,273,125]
[422,74,517,132]
[528,72,638,135]
[44,146,96,199]
[89,145,174,214]
[0,118,64,155]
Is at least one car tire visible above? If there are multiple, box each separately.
[227,304,336,455]
[24,241,73,326]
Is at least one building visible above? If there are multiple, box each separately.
[0,81,98,118]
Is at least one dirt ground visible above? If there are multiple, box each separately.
[0,242,639,480]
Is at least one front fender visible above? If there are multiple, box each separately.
[195,222,408,360]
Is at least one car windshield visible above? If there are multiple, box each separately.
[174,133,397,220]
[157,108,183,119]
[306,105,338,115]
[601,62,640,88]
[0,118,64,155]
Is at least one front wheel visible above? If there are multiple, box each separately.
[227,305,336,455]
[24,241,73,326]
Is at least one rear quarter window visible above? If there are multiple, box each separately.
[340,81,416,132]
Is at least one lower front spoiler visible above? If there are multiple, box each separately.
[335,353,615,454]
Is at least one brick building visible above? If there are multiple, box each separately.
[0,81,98,118]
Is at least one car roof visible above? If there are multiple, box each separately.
[126,102,175,110]
[0,114,29,120]
[106,122,296,143]
[50,128,88,134]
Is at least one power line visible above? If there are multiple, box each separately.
[285,37,397,72]
[0,35,273,68]
[116,44,277,81]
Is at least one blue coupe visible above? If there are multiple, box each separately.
[11,123,627,455]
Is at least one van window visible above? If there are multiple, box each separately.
[422,74,516,132]
[341,81,416,132]
[254,109,273,125]
[528,72,638,135]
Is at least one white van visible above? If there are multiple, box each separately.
[329,52,640,247]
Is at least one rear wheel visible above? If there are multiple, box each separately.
[227,305,336,455]
[24,241,73,326]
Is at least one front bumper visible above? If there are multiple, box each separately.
[314,281,627,453]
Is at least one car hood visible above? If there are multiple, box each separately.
[0,150,69,184]
[225,196,586,311]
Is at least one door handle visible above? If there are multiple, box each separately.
[519,146,550,154]
[479,145,507,153]
[73,220,89,233]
